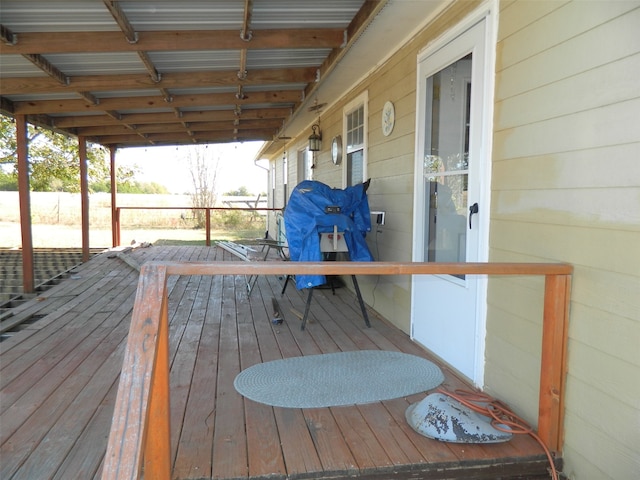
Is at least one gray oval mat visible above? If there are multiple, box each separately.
[234,350,444,408]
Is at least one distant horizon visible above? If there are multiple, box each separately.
[114,142,268,195]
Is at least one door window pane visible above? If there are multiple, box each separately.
[423,54,472,271]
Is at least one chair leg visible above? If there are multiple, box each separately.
[351,275,370,328]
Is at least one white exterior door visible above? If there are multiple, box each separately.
[411,14,494,385]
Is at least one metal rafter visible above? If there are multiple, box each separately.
[102,0,137,43]
[23,53,69,85]
[78,91,99,105]
[241,0,253,42]
[103,1,163,85]
[1,24,17,45]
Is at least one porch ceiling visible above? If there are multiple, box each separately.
[0,0,446,151]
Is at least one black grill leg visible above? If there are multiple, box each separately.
[301,288,314,330]
[351,275,370,328]
[281,275,291,295]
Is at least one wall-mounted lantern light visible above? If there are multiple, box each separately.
[308,124,322,152]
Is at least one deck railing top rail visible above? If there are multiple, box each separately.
[101,261,572,480]
[158,260,573,276]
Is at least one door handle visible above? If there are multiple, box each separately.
[469,202,479,229]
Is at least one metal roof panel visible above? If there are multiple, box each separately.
[0,55,47,77]
[246,48,331,69]
[121,0,245,31]
[40,52,147,76]
[0,0,403,148]
[0,1,118,32]
[148,50,241,72]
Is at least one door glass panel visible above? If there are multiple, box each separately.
[423,54,472,271]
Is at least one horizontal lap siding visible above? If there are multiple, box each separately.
[489,1,640,478]
[353,1,485,332]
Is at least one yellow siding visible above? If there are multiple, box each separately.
[490,1,640,478]
[264,2,639,476]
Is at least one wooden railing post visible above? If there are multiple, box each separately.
[538,274,572,454]
[102,264,170,480]
[144,291,171,479]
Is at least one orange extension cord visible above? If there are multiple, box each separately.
[436,388,559,480]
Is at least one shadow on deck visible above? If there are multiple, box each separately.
[0,246,557,480]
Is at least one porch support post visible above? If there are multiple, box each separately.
[109,146,119,247]
[78,136,90,262]
[538,273,572,454]
[16,114,34,293]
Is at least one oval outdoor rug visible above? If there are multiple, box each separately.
[233,350,444,408]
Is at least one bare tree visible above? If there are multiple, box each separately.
[186,145,220,228]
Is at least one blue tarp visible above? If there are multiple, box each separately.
[284,180,374,289]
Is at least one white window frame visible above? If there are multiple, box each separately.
[282,151,288,206]
[342,91,368,188]
[297,147,313,183]
[270,162,276,208]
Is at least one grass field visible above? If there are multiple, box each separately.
[0,192,266,249]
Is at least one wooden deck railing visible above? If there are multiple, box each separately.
[101,261,572,480]
[114,206,282,247]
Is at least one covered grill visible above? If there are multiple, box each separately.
[284,180,374,290]
[283,180,374,330]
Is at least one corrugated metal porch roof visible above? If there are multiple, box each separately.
[0,0,368,147]
[0,1,449,150]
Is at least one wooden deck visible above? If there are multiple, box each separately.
[0,246,557,480]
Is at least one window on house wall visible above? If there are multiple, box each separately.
[297,147,313,184]
[283,153,288,206]
[271,162,276,208]
[344,92,368,187]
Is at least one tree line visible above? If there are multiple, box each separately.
[0,115,167,194]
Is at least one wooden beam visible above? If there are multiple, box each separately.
[16,114,34,294]
[52,107,291,128]
[13,90,300,115]
[93,129,274,146]
[78,136,90,262]
[0,29,345,54]
[1,67,317,95]
[76,118,283,136]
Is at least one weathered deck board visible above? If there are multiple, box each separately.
[0,246,555,480]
